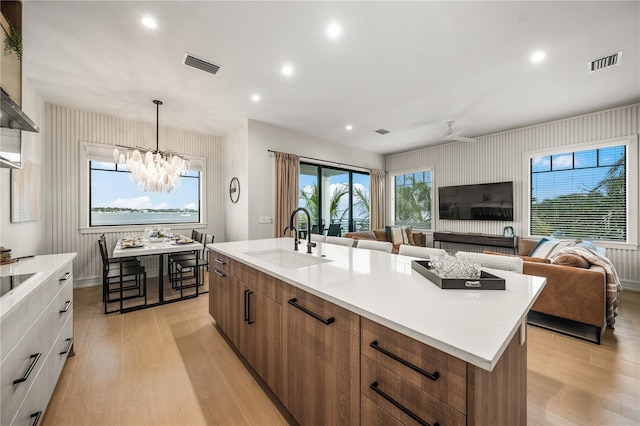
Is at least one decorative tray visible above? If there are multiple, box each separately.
[119,242,144,249]
[173,239,194,245]
[411,260,505,290]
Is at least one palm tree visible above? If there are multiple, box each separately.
[299,182,350,229]
[299,183,319,224]
[353,185,370,230]
[395,175,431,225]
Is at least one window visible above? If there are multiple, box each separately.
[299,163,370,236]
[391,169,433,230]
[89,160,200,226]
[528,140,634,242]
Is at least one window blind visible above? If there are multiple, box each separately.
[530,146,626,241]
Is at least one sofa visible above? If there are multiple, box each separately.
[487,239,608,343]
[344,227,426,254]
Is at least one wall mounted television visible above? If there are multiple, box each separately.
[438,181,514,221]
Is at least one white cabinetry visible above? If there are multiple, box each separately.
[0,254,75,426]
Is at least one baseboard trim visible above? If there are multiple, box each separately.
[622,280,640,292]
[528,311,602,344]
[75,269,162,289]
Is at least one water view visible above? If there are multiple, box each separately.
[91,210,198,226]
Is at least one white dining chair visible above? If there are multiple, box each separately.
[310,234,326,243]
[325,236,355,247]
[455,251,523,273]
[356,239,393,253]
[398,245,446,259]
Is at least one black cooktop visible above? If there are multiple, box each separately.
[0,273,36,297]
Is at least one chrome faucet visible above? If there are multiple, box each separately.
[285,207,316,253]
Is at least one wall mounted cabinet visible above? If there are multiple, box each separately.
[0,1,22,106]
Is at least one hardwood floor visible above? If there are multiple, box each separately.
[43,283,639,425]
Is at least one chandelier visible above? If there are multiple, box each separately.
[112,100,189,193]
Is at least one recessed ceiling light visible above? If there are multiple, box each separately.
[281,64,294,76]
[141,16,157,29]
[327,22,342,39]
[252,94,260,102]
[346,124,353,131]
[531,51,546,63]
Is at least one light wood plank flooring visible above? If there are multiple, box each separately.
[43,284,639,425]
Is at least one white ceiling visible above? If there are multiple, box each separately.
[22,1,640,155]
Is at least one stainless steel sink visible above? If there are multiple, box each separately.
[245,249,332,269]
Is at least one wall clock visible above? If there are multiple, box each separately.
[229,177,240,203]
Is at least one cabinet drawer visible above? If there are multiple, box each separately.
[50,311,74,390]
[362,394,403,426]
[1,312,47,426]
[1,268,72,361]
[10,373,47,426]
[361,318,467,413]
[42,275,74,354]
[236,263,281,302]
[210,251,229,273]
[362,356,466,426]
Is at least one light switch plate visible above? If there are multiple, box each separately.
[258,216,273,224]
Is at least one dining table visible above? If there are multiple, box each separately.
[112,238,204,312]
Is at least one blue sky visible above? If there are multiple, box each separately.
[91,167,199,210]
[531,146,624,202]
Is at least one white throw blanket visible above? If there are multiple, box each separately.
[550,246,622,328]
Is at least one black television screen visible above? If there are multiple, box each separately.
[438,181,514,221]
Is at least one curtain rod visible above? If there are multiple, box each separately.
[267,149,374,173]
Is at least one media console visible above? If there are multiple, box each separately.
[433,232,518,254]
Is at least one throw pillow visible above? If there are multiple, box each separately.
[529,238,576,259]
[386,226,405,246]
[403,225,416,245]
[552,253,590,269]
[413,232,424,247]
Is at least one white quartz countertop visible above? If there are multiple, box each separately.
[209,238,546,371]
[0,253,77,318]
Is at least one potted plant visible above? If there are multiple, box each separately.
[3,22,22,59]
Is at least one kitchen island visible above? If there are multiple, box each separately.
[1,253,76,426]
[208,238,545,425]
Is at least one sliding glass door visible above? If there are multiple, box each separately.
[299,163,370,236]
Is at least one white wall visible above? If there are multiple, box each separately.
[0,78,47,258]
[222,120,249,242]
[387,103,640,290]
[246,120,385,240]
[46,104,224,286]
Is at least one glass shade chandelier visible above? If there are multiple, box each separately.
[112,100,189,193]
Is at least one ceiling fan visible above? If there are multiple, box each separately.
[443,120,475,143]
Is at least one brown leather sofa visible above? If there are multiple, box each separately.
[343,228,426,254]
[489,239,607,343]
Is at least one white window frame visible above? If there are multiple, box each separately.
[78,141,207,234]
[389,166,434,231]
[523,135,638,250]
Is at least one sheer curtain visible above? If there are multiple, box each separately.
[370,169,386,230]
[275,152,300,237]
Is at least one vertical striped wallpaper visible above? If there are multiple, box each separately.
[386,103,640,289]
[46,104,223,286]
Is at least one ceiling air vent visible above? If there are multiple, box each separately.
[375,129,390,135]
[588,51,622,73]
[182,52,222,75]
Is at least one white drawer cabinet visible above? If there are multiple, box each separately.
[0,254,76,426]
